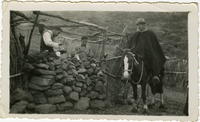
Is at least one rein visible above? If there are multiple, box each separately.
[123,52,144,85]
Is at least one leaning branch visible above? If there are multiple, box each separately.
[35,11,106,30]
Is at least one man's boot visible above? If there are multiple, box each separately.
[151,76,160,84]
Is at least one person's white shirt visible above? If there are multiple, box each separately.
[43,30,59,48]
[43,30,61,56]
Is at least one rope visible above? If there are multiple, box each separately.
[129,61,144,85]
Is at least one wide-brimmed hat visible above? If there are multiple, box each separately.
[136,18,146,25]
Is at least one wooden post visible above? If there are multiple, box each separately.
[101,30,107,60]
[24,11,40,55]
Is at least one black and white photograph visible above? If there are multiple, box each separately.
[1,2,198,121]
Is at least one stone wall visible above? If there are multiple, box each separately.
[10,52,107,114]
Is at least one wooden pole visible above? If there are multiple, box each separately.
[101,30,107,59]
[25,12,39,55]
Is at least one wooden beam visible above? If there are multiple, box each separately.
[101,56,122,61]
[35,11,106,30]
[165,71,186,75]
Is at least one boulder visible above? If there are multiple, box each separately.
[66,75,75,82]
[28,83,50,91]
[48,62,55,71]
[35,104,56,114]
[57,102,73,111]
[62,63,68,70]
[74,97,90,110]
[33,93,47,104]
[71,85,76,91]
[87,68,94,75]
[68,92,79,102]
[55,65,61,69]
[75,62,81,68]
[87,86,93,91]
[90,63,97,68]
[47,95,66,104]
[67,70,73,75]
[22,63,34,73]
[27,103,35,110]
[90,91,99,100]
[30,76,54,86]
[40,75,55,79]
[79,90,87,97]
[30,89,41,94]
[93,68,100,75]
[51,83,64,89]
[61,78,67,84]
[55,68,63,74]
[94,81,106,94]
[74,87,82,93]
[97,70,104,77]
[10,88,33,104]
[53,59,62,65]
[78,68,87,74]
[98,77,105,82]
[10,101,29,113]
[48,57,54,62]
[90,100,105,110]
[69,61,75,66]
[62,86,72,94]
[55,74,64,81]
[44,89,63,97]
[35,63,49,70]
[86,77,92,86]
[63,71,68,78]
[98,93,106,100]
[69,65,76,69]
[82,84,87,90]
[71,69,78,75]
[76,74,85,83]
[85,93,91,98]
[75,82,83,87]
[33,69,56,75]
[83,61,90,68]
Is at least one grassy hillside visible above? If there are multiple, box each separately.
[17,11,188,60]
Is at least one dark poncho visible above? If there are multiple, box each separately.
[126,30,166,75]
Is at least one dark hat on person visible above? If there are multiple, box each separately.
[136,18,146,25]
[81,36,88,40]
[52,27,62,32]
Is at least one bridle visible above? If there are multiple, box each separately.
[123,52,144,85]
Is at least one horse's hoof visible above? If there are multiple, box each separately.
[159,104,165,109]
[142,109,149,114]
[148,104,155,109]
[131,107,139,113]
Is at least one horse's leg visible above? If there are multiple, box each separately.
[158,75,165,109]
[131,83,139,113]
[141,82,148,113]
[159,93,165,109]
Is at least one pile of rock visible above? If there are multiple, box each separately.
[10,53,107,114]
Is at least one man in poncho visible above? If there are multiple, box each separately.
[126,18,166,84]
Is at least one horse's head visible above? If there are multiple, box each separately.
[121,49,140,82]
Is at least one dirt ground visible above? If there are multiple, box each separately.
[54,86,187,116]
